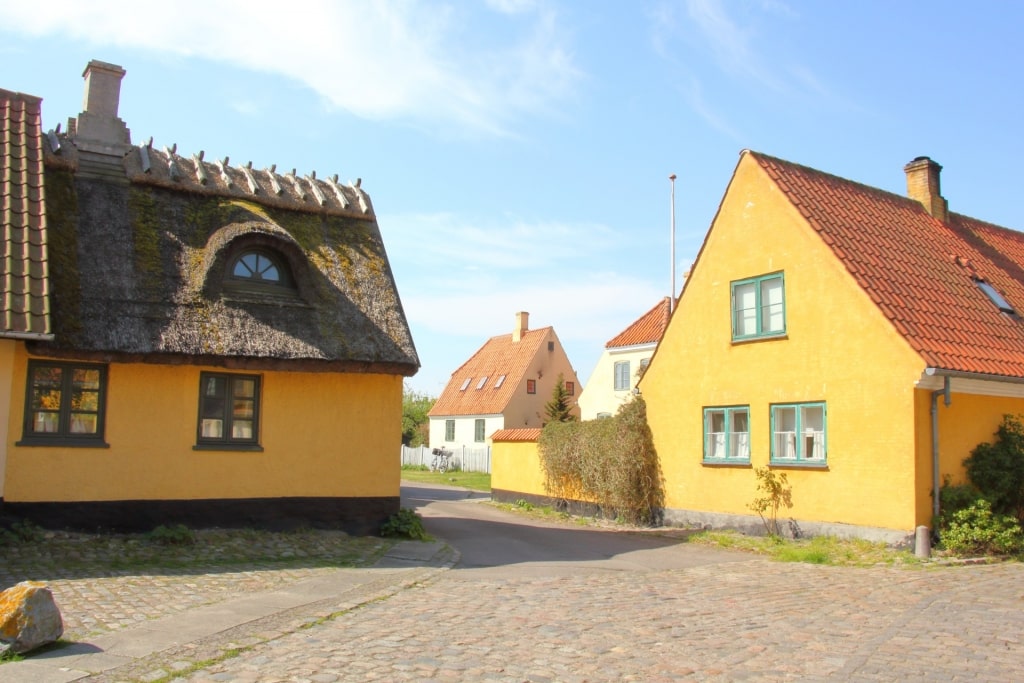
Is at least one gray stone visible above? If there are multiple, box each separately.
[0,581,64,654]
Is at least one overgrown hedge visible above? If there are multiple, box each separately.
[537,397,664,525]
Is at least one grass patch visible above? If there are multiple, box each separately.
[690,530,924,567]
[400,467,490,492]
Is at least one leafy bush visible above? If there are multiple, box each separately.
[937,476,984,529]
[963,414,1024,519]
[940,499,1024,556]
[380,508,429,540]
[146,524,196,546]
[538,397,663,525]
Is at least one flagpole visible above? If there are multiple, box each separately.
[669,173,677,313]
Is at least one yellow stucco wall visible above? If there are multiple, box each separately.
[912,388,1024,525]
[4,349,402,502]
[491,439,547,497]
[642,153,928,533]
[0,340,15,499]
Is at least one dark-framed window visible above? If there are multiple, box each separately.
[21,361,108,446]
[614,361,630,391]
[445,419,455,442]
[732,272,785,340]
[474,418,486,442]
[225,248,296,296]
[565,381,575,396]
[196,372,262,450]
[526,379,536,394]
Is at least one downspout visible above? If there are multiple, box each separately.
[930,375,951,523]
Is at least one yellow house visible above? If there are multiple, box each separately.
[0,62,418,534]
[642,150,1024,542]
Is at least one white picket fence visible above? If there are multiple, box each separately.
[400,445,492,474]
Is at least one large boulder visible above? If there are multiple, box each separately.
[0,581,64,654]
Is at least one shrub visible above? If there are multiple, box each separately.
[538,397,663,525]
[0,519,42,546]
[937,476,984,529]
[147,524,196,546]
[963,414,1024,519]
[747,467,793,537]
[380,508,428,540]
[940,499,1024,556]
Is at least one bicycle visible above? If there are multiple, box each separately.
[431,447,453,473]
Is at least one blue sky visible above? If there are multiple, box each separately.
[2,1,1023,396]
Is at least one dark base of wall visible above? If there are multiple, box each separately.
[1,496,400,536]
[491,488,605,519]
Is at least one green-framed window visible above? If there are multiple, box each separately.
[613,360,630,391]
[21,361,108,446]
[474,418,486,442]
[771,402,826,465]
[445,419,455,442]
[732,272,785,340]
[196,372,262,450]
[703,406,750,462]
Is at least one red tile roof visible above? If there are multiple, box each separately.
[490,428,541,442]
[428,327,552,417]
[751,151,1024,379]
[606,297,672,348]
[0,89,50,338]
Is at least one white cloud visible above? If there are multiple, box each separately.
[0,0,581,136]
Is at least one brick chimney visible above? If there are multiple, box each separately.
[71,60,131,160]
[513,311,529,343]
[904,156,948,222]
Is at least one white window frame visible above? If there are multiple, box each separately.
[613,360,630,391]
[445,419,455,442]
[703,406,751,463]
[474,418,486,442]
[771,402,826,465]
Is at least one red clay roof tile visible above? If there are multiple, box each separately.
[490,428,541,442]
[751,151,1024,379]
[605,297,672,348]
[0,89,50,338]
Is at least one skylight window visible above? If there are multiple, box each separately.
[976,279,1015,314]
[460,378,471,391]
[476,377,488,389]
[494,375,506,389]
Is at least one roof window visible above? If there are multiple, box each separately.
[476,377,488,389]
[975,279,1014,314]
[460,378,472,391]
[494,375,506,388]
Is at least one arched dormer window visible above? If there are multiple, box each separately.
[225,248,296,295]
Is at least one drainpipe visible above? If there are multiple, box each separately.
[929,375,951,522]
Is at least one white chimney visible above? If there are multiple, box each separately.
[72,60,131,157]
[513,311,529,343]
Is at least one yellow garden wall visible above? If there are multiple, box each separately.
[4,348,402,503]
[491,439,547,499]
[642,154,927,534]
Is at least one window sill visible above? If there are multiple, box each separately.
[16,438,110,448]
[193,443,264,452]
[731,333,788,345]
[702,459,751,468]
[770,460,828,470]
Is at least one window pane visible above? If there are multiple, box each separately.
[202,419,224,438]
[801,405,825,459]
[761,277,784,333]
[233,399,254,420]
[730,410,750,459]
[70,413,98,434]
[773,407,797,459]
[706,410,725,458]
[233,379,255,398]
[232,420,253,439]
[733,282,757,336]
[33,412,60,433]
[31,366,63,411]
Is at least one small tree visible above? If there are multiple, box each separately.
[748,467,793,537]
[401,384,436,447]
[544,373,576,424]
[964,414,1024,520]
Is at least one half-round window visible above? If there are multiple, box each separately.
[226,249,295,294]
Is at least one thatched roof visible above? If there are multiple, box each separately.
[33,138,419,375]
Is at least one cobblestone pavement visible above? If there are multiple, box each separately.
[178,558,1024,682]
